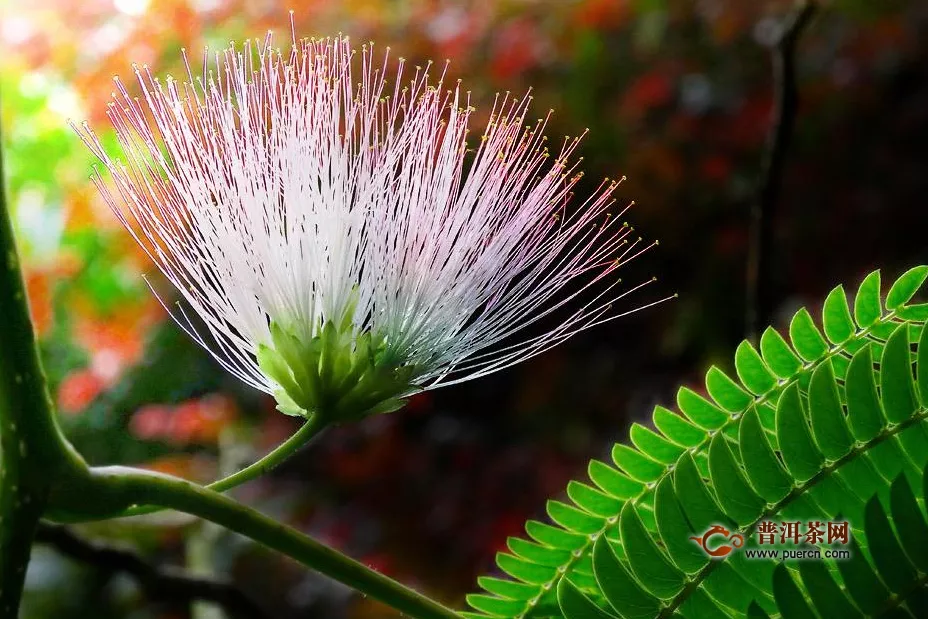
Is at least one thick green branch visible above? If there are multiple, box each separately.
[0,109,83,618]
[58,465,460,619]
[0,476,44,617]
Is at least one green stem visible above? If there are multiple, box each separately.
[81,465,460,619]
[119,414,328,518]
[208,415,327,492]
[0,118,81,617]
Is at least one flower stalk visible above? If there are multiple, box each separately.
[119,413,328,518]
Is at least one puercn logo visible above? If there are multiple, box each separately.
[690,520,852,561]
[689,524,744,558]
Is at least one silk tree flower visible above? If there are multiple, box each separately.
[76,34,665,423]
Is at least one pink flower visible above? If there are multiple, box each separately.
[76,31,664,420]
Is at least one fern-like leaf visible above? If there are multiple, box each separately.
[468,266,928,619]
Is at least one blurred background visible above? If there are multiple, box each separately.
[2,0,928,617]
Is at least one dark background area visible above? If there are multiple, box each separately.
[3,1,928,617]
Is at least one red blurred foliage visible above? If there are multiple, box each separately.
[130,394,238,445]
[170,395,237,444]
[143,453,212,482]
[23,253,81,334]
[360,552,393,576]
[489,19,545,82]
[257,403,302,449]
[57,369,105,414]
[573,0,630,29]
[700,155,733,183]
[621,71,675,119]
[727,96,774,150]
[486,510,529,557]
[24,270,55,334]
[130,403,173,440]
[325,425,405,486]
[403,392,433,415]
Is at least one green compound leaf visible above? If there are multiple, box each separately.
[796,561,863,619]
[547,500,602,535]
[759,327,802,379]
[612,444,665,482]
[476,577,537,601]
[775,382,824,481]
[886,265,928,310]
[822,285,855,344]
[557,577,618,619]
[567,481,623,518]
[653,476,707,574]
[734,341,777,395]
[496,552,556,584]
[466,594,531,617]
[708,433,765,525]
[680,588,733,618]
[469,267,928,619]
[592,535,661,619]
[588,461,645,500]
[854,270,882,327]
[676,387,728,430]
[508,537,572,567]
[807,359,853,459]
[738,407,791,502]
[919,320,928,407]
[619,502,685,599]
[525,520,584,549]
[881,324,918,424]
[674,451,732,530]
[837,538,891,615]
[789,308,829,362]
[703,561,770,613]
[771,565,817,619]
[845,344,885,441]
[747,602,772,619]
[889,473,928,572]
[863,495,919,594]
[705,366,753,412]
[652,406,705,447]
[629,423,685,464]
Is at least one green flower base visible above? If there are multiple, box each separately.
[257,320,419,422]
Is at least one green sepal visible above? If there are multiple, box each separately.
[272,387,308,417]
[257,343,311,416]
[260,320,421,423]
